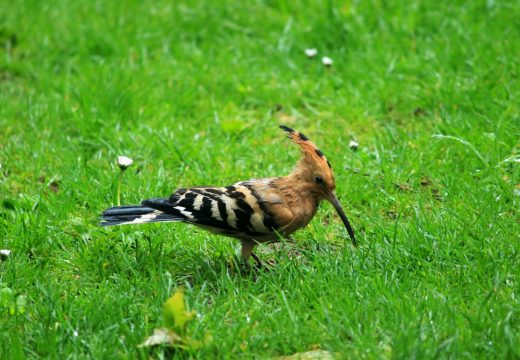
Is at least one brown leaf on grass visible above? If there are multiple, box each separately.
[387,210,399,219]
[273,104,283,112]
[420,177,432,186]
[414,107,426,117]
[431,188,443,201]
[418,177,443,200]
[394,183,412,192]
[49,180,60,193]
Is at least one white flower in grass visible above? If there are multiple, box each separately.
[117,156,133,170]
[304,48,318,58]
[0,249,11,260]
[349,140,359,150]
[73,330,79,337]
[322,56,333,66]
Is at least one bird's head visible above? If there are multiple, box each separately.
[280,125,357,246]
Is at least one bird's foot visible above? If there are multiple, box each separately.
[251,252,273,272]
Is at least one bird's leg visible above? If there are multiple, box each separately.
[241,240,266,270]
[240,240,256,265]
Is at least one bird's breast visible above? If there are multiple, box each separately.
[283,195,319,235]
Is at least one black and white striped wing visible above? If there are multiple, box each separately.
[142,181,290,238]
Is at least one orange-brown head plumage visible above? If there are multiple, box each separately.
[279,125,336,197]
[279,125,357,246]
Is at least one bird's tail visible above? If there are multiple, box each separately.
[101,205,182,226]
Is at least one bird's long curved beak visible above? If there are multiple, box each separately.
[328,192,357,247]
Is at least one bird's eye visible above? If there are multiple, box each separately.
[314,175,324,184]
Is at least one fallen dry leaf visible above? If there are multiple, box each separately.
[394,183,412,192]
[420,177,432,186]
[138,328,182,348]
[277,350,337,360]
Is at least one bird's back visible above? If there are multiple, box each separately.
[139,178,313,242]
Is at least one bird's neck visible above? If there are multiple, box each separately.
[275,172,322,207]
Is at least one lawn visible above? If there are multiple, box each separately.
[1,0,519,358]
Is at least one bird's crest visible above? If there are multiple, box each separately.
[279,125,333,171]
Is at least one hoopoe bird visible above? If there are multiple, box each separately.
[101,126,356,266]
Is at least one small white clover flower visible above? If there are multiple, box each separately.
[117,156,133,170]
[73,330,79,337]
[349,140,359,150]
[304,48,318,58]
[322,56,333,66]
[0,249,11,260]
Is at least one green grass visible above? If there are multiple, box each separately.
[1,0,519,358]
